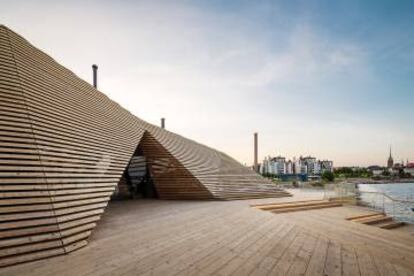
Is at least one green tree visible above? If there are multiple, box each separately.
[322,171,335,182]
[334,167,372,178]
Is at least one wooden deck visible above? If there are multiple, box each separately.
[1,195,413,276]
[0,24,290,267]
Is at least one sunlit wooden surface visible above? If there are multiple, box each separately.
[2,196,413,276]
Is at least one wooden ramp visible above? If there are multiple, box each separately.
[347,213,406,230]
[253,199,343,213]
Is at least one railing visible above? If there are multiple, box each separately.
[356,190,414,223]
[323,183,358,200]
[322,183,414,223]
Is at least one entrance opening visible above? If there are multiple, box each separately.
[112,130,213,201]
[92,141,158,242]
[112,144,158,200]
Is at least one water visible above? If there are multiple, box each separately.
[358,183,414,223]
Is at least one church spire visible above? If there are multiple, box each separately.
[387,145,394,168]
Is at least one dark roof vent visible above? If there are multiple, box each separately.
[92,64,98,88]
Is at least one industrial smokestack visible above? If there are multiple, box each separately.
[254,132,258,172]
[92,64,98,88]
[161,118,165,129]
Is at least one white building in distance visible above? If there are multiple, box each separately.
[260,155,333,176]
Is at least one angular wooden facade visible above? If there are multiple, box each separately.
[0,25,289,267]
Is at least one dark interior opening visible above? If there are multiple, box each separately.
[112,144,158,200]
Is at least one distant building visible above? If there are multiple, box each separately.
[367,165,383,176]
[387,146,394,168]
[261,155,333,178]
[272,156,286,175]
[383,146,413,177]
[301,156,318,175]
[286,160,293,174]
[320,160,334,173]
[404,162,414,176]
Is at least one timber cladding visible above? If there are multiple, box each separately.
[0,25,290,267]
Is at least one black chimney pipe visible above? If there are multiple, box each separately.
[161,118,165,129]
[92,64,98,88]
[254,132,258,172]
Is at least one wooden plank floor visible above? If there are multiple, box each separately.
[1,196,413,276]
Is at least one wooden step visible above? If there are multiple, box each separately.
[263,201,338,209]
[271,203,343,214]
[251,199,325,208]
[346,212,405,231]
[223,194,291,200]
[377,221,406,230]
[360,216,393,225]
[346,212,384,221]
[351,214,387,223]
[254,200,331,211]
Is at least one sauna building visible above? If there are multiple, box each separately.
[0,25,289,266]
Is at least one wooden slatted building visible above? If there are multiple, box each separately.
[0,25,290,267]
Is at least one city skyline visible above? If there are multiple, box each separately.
[1,0,413,167]
[260,146,412,169]
[260,144,411,168]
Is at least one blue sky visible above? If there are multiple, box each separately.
[1,0,413,166]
